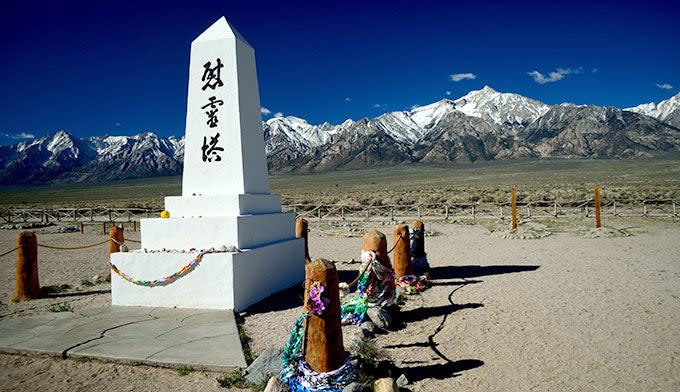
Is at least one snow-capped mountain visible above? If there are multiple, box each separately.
[625,92,680,128]
[2,87,679,184]
[452,86,550,127]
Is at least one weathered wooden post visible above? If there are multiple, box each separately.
[391,224,412,277]
[511,188,518,230]
[410,220,426,260]
[80,222,84,234]
[295,216,311,262]
[594,186,602,229]
[108,225,124,254]
[11,231,41,301]
[304,258,344,372]
[363,230,390,268]
[102,222,106,235]
[444,204,449,220]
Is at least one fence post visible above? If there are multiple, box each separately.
[108,226,124,254]
[594,186,602,228]
[511,188,518,230]
[341,206,345,220]
[613,201,618,216]
[673,201,677,217]
[295,217,310,262]
[80,222,84,234]
[444,205,449,220]
[11,231,41,302]
[392,224,412,277]
[471,205,476,219]
[133,221,137,231]
[304,259,344,373]
[390,207,394,222]
[643,202,647,217]
[417,206,421,218]
[90,209,94,222]
[527,204,531,219]
[318,206,322,220]
[553,201,558,218]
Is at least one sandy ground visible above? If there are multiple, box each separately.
[0,218,679,391]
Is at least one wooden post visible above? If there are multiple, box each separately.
[391,224,412,277]
[613,201,617,216]
[90,209,94,222]
[341,206,345,220]
[471,205,476,219]
[511,188,518,230]
[318,206,322,220]
[673,202,677,217]
[594,186,602,229]
[108,225,124,254]
[295,217,311,262]
[417,206,421,218]
[527,204,531,219]
[80,222,84,234]
[108,209,112,222]
[390,207,394,222]
[133,220,137,231]
[643,202,647,217]
[499,206,503,220]
[304,259,344,373]
[102,222,106,235]
[444,205,449,220]
[553,201,558,217]
[363,230,391,269]
[410,220,426,260]
[11,231,41,301]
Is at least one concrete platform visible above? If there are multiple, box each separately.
[0,306,247,371]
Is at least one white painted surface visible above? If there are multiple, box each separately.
[111,239,303,311]
[111,17,303,311]
[164,193,282,217]
[182,17,270,196]
[140,213,295,250]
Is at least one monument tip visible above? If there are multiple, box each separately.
[193,16,251,47]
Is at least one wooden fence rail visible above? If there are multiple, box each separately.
[0,199,677,224]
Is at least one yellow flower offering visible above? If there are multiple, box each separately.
[160,210,170,219]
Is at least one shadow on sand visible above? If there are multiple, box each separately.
[399,359,485,383]
[429,264,540,280]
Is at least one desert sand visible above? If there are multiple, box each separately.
[1,217,679,391]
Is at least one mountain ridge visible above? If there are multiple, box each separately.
[2,87,679,185]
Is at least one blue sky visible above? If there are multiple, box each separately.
[1,0,678,145]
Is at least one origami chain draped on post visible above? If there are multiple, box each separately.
[410,220,426,259]
[304,259,344,372]
[12,231,41,301]
[392,224,412,277]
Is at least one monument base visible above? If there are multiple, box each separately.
[111,238,304,311]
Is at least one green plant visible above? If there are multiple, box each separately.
[49,302,73,312]
[216,369,250,388]
[81,279,95,287]
[177,366,194,376]
[235,314,254,364]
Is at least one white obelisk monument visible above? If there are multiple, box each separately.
[111,17,304,311]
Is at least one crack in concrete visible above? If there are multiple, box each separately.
[60,317,156,359]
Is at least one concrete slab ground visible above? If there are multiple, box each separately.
[0,306,246,371]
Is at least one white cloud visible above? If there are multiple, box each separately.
[274,112,284,118]
[527,67,582,84]
[592,68,599,73]
[449,73,477,82]
[446,91,452,96]
[372,103,387,109]
[656,83,673,90]
[260,107,272,115]
[2,132,35,140]
[345,97,351,102]
[115,122,121,127]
